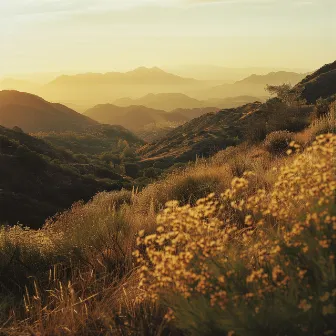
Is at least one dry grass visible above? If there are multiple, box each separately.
[0,129,335,335]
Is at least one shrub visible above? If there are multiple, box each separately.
[124,162,140,178]
[309,106,336,140]
[264,130,295,155]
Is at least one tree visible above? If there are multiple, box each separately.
[124,163,140,178]
[266,84,293,105]
[266,84,306,111]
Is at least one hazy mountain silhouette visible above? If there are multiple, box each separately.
[294,60,336,104]
[236,71,307,85]
[166,65,310,81]
[40,67,205,106]
[0,90,97,132]
[201,71,308,99]
[48,67,197,86]
[114,93,205,111]
[84,104,189,131]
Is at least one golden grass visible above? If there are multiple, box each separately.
[0,132,335,335]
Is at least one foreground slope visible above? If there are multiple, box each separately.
[0,90,97,133]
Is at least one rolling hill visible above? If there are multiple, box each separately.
[0,90,97,133]
[139,101,314,166]
[114,93,205,111]
[294,60,336,104]
[0,126,125,228]
[84,104,188,131]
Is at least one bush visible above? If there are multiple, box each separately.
[264,130,295,155]
[309,106,336,140]
[124,163,140,178]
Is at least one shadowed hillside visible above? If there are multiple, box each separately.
[0,90,97,133]
[139,101,314,165]
[0,126,125,228]
[294,60,336,104]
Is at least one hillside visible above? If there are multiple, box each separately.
[114,93,205,111]
[294,59,336,104]
[0,90,97,133]
[34,123,144,155]
[84,104,188,131]
[139,101,314,165]
[0,126,124,228]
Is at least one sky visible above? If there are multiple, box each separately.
[0,0,335,76]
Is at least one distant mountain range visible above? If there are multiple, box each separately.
[0,90,97,133]
[200,71,308,99]
[84,104,188,131]
[114,93,204,111]
[38,67,206,106]
[166,65,310,81]
[1,68,308,109]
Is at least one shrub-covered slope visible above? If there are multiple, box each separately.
[139,101,313,165]
[0,126,125,228]
[294,60,336,104]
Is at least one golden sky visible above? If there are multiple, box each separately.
[1,0,335,76]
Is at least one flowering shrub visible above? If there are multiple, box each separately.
[136,134,336,335]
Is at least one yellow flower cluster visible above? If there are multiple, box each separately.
[135,134,336,330]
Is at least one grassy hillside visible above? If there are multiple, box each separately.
[295,60,336,104]
[0,107,335,334]
[139,101,314,166]
[0,90,97,133]
[0,62,335,335]
[0,126,127,228]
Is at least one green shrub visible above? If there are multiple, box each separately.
[264,130,295,155]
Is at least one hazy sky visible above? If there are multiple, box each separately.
[0,0,335,76]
